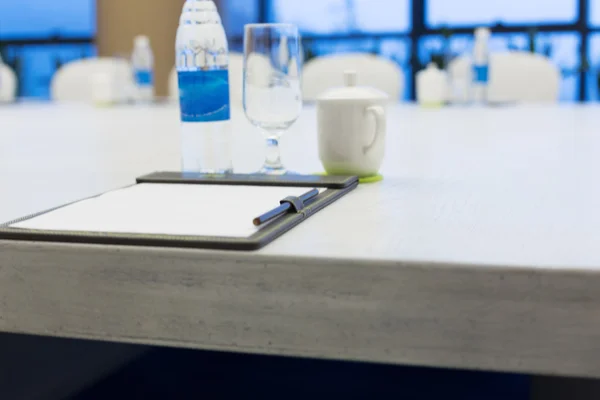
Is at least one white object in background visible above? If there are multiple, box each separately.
[51,58,134,103]
[169,52,244,109]
[91,72,117,107]
[131,35,154,103]
[303,53,403,101]
[448,52,560,104]
[0,62,17,103]
[416,63,449,107]
[317,70,388,178]
[176,0,233,174]
[472,27,491,104]
[447,56,472,104]
[11,184,313,238]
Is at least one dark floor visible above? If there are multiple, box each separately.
[70,347,530,400]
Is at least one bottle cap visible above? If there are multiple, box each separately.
[179,0,220,24]
[475,27,491,39]
[134,35,150,48]
[182,0,217,12]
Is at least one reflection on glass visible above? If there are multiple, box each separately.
[427,0,577,27]
[269,0,410,34]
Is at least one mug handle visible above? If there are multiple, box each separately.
[363,105,386,155]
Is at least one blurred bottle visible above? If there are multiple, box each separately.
[176,0,233,174]
[131,35,154,103]
[416,63,448,108]
[472,27,490,104]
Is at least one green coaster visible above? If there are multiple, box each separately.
[358,174,384,184]
[315,172,383,184]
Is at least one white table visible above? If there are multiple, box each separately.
[2,103,600,379]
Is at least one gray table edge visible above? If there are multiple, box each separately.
[2,240,600,379]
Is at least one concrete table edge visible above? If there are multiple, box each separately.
[2,240,600,378]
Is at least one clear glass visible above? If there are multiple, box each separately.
[243,23,303,175]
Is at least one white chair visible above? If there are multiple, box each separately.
[302,53,404,101]
[448,52,560,103]
[169,52,245,109]
[50,58,134,103]
[0,63,17,103]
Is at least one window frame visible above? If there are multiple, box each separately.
[2,0,597,100]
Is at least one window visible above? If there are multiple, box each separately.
[269,0,411,100]
[587,34,600,100]
[591,0,600,26]
[2,44,96,98]
[0,0,95,98]
[380,39,412,99]
[427,0,578,27]
[418,32,580,101]
[222,0,259,38]
[539,33,581,101]
[0,0,95,38]
[269,0,410,34]
[302,38,411,99]
[1,0,595,101]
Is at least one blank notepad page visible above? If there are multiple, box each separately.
[11,184,314,238]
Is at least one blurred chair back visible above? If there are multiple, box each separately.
[302,53,404,101]
[169,52,245,108]
[448,52,560,103]
[51,58,134,103]
[0,64,18,103]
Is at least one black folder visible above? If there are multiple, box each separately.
[0,172,358,251]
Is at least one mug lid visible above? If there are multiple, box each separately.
[317,70,389,102]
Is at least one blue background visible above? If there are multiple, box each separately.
[1,0,600,100]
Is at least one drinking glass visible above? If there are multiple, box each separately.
[243,23,303,175]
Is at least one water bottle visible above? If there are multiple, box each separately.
[176,0,233,174]
[131,35,154,103]
[472,27,490,104]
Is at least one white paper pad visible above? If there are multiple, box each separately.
[11,183,316,238]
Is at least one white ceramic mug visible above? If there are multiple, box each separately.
[317,71,388,177]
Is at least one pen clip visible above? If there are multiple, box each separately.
[279,196,306,213]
